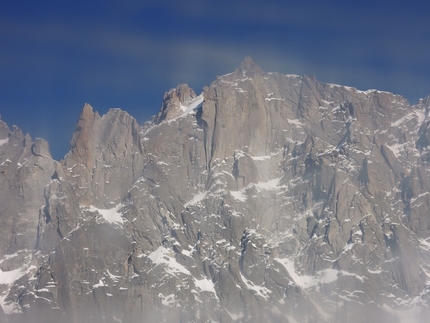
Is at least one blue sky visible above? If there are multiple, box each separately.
[1,0,430,159]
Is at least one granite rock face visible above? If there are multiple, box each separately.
[1,58,430,323]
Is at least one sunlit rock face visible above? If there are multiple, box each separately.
[1,57,430,323]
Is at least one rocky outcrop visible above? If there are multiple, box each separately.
[1,58,430,323]
[0,120,56,255]
[0,120,57,317]
[62,103,144,207]
[154,84,197,123]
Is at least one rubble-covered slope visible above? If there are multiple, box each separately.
[1,57,430,322]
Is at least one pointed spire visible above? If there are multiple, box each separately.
[68,103,100,166]
[238,56,264,75]
[154,84,197,124]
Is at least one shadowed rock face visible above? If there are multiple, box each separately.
[1,58,430,323]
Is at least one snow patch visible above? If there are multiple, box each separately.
[276,258,315,289]
[159,293,177,307]
[276,258,364,289]
[180,94,204,115]
[415,109,426,125]
[194,277,217,297]
[419,238,430,251]
[386,143,405,158]
[106,270,121,282]
[287,119,304,127]
[362,89,392,95]
[89,205,124,224]
[0,264,37,314]
[251,155,272,161]
[0,267,26,286]
[112,315,123,323]
[230,190,247,202]
[0,295,20,315]
[411,192,429,205]
[0,138,8,147]
[265,97,283,101]
[240,273,271,299]
[181,246,194,257]
[255,177,281,190]
[0,159,11,166]
[0,251,23,265]
[225,308,245,321]
[184,191,207,207]
[383,303,427,323]
[148,246,191,277]
[391,112,416,127]
[93,279,105,288]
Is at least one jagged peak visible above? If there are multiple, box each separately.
[31,138,51,158]
[237,56,264,75]
[66,103,101,164]
[154,84,197,124]
[417,95,430,108]
[0,118,11,136]
[82,102,93,112]
[76,103,100,127]
[164,84,196,103]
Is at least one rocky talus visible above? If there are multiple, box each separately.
[0,57,429,323]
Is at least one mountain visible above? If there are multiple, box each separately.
[0,57,430,323]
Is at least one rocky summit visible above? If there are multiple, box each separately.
[0,57,430,323]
